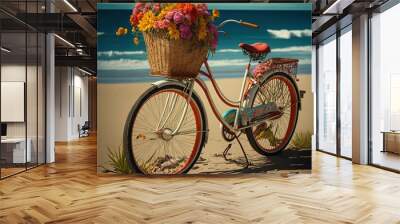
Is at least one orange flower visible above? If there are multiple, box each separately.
[177,3,197,23]
[212,9,219,18]
[130,15,135,25]
[115,27,128,36]
[133,36,139,45]
[177,3,194,13]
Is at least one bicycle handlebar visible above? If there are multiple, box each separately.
[217,19,259,29]
[239,21,259,29]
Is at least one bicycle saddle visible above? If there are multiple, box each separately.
[239,43,270,61]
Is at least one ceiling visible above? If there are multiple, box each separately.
[0,0,393,74]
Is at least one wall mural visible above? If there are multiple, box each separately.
[97,3,312,175]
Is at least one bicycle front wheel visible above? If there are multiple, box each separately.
[123,84,206,174]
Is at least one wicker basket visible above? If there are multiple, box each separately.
[143,32,208,79]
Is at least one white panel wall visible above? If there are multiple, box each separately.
[1,65,28,138]
[55,67,89,141]
[55,66,70,141]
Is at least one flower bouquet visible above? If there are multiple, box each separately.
[123,3,219,78]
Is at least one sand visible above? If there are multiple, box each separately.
[98,76,313,174]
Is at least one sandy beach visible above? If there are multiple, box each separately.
[98,75,313,174]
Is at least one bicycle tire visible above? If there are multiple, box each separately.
[123,84,207,174]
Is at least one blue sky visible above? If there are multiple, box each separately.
[97,3,311,83]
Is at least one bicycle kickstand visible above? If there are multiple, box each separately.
[222,133,250,169]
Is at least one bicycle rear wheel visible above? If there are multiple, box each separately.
[245,73,299,156]
[123,84,206,174]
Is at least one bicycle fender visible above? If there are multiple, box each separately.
[151,79,209,145]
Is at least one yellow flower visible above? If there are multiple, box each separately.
[212,9,220,18]
[138,11,156,32]
[197,17,207,41]
[163,3,177,12]
[157,10,167,20]
[157,4,177,20]
[168,24,180,40]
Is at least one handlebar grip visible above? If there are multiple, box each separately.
[240,21,259,29]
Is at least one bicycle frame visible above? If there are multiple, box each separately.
[194,60,253,134]
[160,58,256,136]
[154,56,301,139]
[155,19,300,137]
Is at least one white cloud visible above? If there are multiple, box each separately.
[299,58,311,65]
[98,59,149,70]
[272,46,311,53]
[217,49,242,53]
[267,29,312,39]
[98,58,249,71]
[97,51,145,57]
[97,32,105,36]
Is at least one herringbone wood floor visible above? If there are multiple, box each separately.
[1,135,400,224]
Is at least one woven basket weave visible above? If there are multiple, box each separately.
[143,32,208,79]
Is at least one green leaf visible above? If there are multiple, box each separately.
[289,131,312,149]
[106,145,133,174]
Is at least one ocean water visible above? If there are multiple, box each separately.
[98,7,311,83]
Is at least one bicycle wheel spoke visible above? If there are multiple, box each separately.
[128,87,203,174]
[250,75,298,153]
[175,128,202,135]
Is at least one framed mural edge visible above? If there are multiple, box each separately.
[97,2,313,175]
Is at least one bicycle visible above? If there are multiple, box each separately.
[123,19,301,174]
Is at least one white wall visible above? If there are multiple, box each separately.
[1,65,39,138]
[55,67,69,141]
[72,72,89,137]
[55,67,89,141]
[1,64,46,163]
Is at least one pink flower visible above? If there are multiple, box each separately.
[133,3,145,15]
[161,19,170,28]
[153,3,161,13]
[144,3,152,11]
[155,19,170,29]
[154,21,161,29]
[184,14,192,23]
[165,11,176,21]
[134,3,144,9]
[196,4,209,15]
[173,11,184,24]
[132,3,144,15]
[179,24,192,39]
[154,19,170,29]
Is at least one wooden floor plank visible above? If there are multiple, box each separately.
[0,135,399,223]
